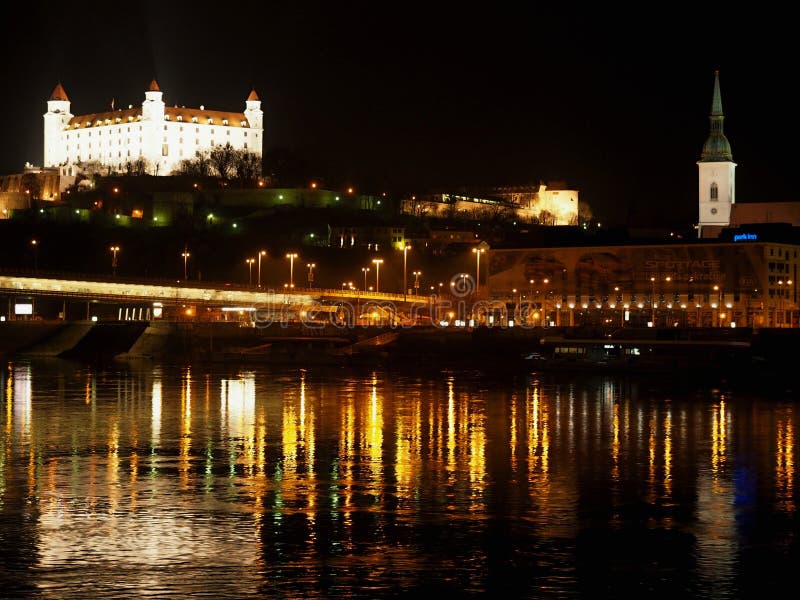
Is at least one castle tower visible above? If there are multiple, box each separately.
[43,82,72,167]
[142,78,166,173]
[244,88,263,153]
[697,70,736,238]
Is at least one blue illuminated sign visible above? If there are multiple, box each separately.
[733,233,758,242]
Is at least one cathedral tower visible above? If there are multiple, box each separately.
[697,70,736,237]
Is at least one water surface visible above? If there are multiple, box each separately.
[1,360,797,598]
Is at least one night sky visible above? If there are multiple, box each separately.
[1,2,795,227]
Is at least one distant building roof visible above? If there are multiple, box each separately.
[148,78,161,92]
[247,88,260,101]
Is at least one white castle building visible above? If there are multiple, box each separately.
[43,79,263,175]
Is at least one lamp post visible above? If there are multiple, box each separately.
[31,239,38,272]
[306,263,316,288]
[472,247,485,296]
[372,259,383,292]
[542,278,550,326]
[712,284,720,327]
[362,267,370,292]
[403,244,411,300]
[110,245,120,276]
[286,253,298,288]
[413,270,422,295]
[777,279,793,327]
[181,246,190,281]
[650,276,656,327]
[246,258,255,286]
[257,250,267,288]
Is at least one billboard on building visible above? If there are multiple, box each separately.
[488,243,767,296]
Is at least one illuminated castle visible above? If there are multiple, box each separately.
[43,79,263,175]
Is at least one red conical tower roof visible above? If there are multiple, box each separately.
[247,88,260,101]
[49,82,69,101]
[148,78,161,92]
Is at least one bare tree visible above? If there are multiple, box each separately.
[231,149,262,186]
[209,143,236,179]
[578,201,593,226]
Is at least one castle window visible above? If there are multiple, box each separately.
[179,137,183,144]
[128,117,133,122]
[192,116,198,123]
[73,123,79,128]
[244,132,247,137]
[162,144,168,156]
[177,116,183,122]
[195,139,199,145]
[164,115,170,121]
[223,119,228,126]
[115,118,121,123]
[163,125,168,131]
[241,121,247,127]
[227,130,230,136]
[710,182,718,201]
[208,118,214,125]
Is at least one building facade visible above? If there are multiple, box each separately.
[43,80,263,176]
[401,182,579,225]
[488,240,798,328]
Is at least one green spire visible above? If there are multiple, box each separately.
[700,70,733,162]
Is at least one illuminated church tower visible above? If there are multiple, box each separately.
[697,70,736,238]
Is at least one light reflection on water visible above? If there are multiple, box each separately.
[0,360,797,598]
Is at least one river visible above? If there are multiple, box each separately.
[0,359,797,598]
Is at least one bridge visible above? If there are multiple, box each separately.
[0,271,429,323]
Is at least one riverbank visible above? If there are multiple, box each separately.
[2,321,798,386]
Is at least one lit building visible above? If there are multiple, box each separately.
[401,182,579,225]
[488,239,799,328]
[43,79,263,176]
[697,72,800,238]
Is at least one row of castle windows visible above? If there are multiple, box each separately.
[67,116,249,127]
[67,139,249,155]
[66,127,249,139]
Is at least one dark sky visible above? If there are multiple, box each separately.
[1,2,795,227]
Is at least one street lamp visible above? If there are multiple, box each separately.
[246,258,255,286]
[712,284,720,327]
[306,263,316,288]
[650,276,657,327]
[257,250,267,288]
[472,247,485,296]
[413,270,422,295]
[181,246,190,281]
[110,245,120,276]
[31,239,38,272]
[403,244,411,300]
[286,253,298,288]
[777,279,793,327]
[362,267,370,292]
[372,258,383,292]
[542,278,550,326]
